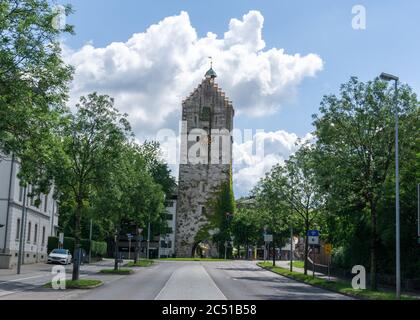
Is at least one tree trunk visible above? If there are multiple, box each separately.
[303,221,310,275]
[72,200,82,281]
[370,200,378,290]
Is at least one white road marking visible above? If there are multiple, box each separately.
[154,264,227,300]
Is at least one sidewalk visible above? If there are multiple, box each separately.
[275,260,338,281]
[0,258,133,300]
[0,258,123,280]
[273,260,420,299]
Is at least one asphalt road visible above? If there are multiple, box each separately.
[0,260,351,300]
[78,260,350,300]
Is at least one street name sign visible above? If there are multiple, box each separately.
[264,234,273,242]
[307,230,319,237]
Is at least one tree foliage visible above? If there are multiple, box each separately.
[0,0,73,190]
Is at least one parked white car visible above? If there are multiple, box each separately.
[47,249,72,265]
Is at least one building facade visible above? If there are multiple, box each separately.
[175,67,234,258]
[159,194,177,258]
[0,154,59,269]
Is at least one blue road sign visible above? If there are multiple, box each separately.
[307,230,319,237]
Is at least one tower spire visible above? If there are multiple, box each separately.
[205,57,217,79]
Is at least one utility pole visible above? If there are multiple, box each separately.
[17,186,27,274]
[290,226,293,272]
[312,245,315,278]
[147,212,151,260]
[89,219,92,263]
[417,183,420,239]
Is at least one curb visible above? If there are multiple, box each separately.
[71,282,104,289]
[257,263,365,300]
[43,281,104,290]
[98,269,135,275]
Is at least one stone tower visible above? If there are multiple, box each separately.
[175,66,234,258]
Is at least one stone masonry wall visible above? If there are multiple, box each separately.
[175,77,234,257]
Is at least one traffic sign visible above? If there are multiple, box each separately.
[127,233,133,239]
[264,234,273,242]
[307,230,319,237]
[324,244,332,255]
[308,236,319,245]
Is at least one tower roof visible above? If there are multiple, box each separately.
[205,67,217,79]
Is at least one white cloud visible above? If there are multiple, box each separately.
[64,10,323,136]
[233,130,313,196]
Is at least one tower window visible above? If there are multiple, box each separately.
[16,219,21,240]
[200,107,210,121]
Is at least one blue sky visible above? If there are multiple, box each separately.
[62,0,420,195]
[64,0,420,135]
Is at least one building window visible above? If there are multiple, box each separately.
[202,207,206,216]
[166,201,174,208]
[161,240,172,248]
[196,136,200,142]
[27,222,31,243]
[166,214,173,221]
[42,226,46,245]
[34,224,38,244]
[19,187,23,202]
[44,195,48,212]
[16,219,20,240]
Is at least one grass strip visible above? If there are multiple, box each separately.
[258,262,417,300]
[126,260,154,267]
[43,279,103,289]
[99,268,133,275]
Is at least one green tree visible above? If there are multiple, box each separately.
[252,174,289,267]
[93,142,166,269]
[52,93,131,280]
[254,146,323,272]
[231,206,261,259]
[0,0,73,189]
[312,77,419,289]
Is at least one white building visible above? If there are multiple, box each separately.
[0,154,59,269]
[159,194,177,258]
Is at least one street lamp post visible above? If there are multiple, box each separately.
[380,72,400,299]
[147,212,151,260]
[17,186,27,275]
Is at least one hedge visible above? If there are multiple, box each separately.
[47,236,107,258]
